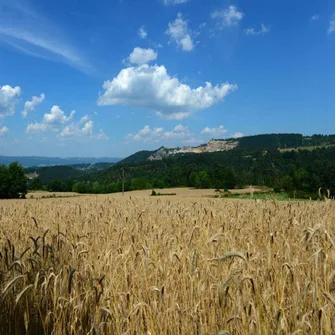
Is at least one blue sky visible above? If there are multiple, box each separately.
[0,0,334,157]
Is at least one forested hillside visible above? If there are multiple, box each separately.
[25,163,114,184]
[117,133,335,164]
[24,163,114,192]
[236,133,335,149]
[118,149,157,165]
[77,146,333,198]
[23,133,335,199]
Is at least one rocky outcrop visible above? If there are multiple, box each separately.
[148,140,239,161]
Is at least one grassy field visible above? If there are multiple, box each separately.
[0,194,334,334]
[227,192,294,201]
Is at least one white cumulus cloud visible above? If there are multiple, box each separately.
[25,105,108,139]
[22,93,45,117]
[97,64,237,120]
[127,124,194,144]
[58,126,75,138]
[128,47,158,65]
[26,105,75,134]
[26,122,48,134]
[201,125,227,137]
[0,84,21,118]
[231,132,244,138]
[136,125,151,138]
[59,120,94,138]
[0,126,9,136]
[211,5,244,28]
[166,13,194,51]
[164,124,191,140]
[244,24,271,36]
[43,105,75,125]
[138,26,148,39]
[58,117,109,140]
[79,115,90,124]
[81,120,94,136]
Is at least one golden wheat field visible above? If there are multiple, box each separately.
[0,194,335,334]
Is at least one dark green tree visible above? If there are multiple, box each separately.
[189,171,199,188]
[47,180,63,192]
[29,177,42,190]
[152,178,165,189]
[130,178,148,190]
[91,181,102,193]
[0,165,10,199]
[72,182,90,193]
[197,170,211,189]
[280,175,294,192]
[7,162,27,198]
[223,168,237,189]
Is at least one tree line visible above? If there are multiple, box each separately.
[1,144,334,200]
[26,146,334,200]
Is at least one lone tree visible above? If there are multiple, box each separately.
[0,162,27,199]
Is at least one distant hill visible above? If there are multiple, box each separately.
[84,137,335,199]
[25,165,86,184]
[25,163,114,184]
[7,133,334,199]
[236,133,335,149]
[117,133,335,164]
[118,149,158,165]
[0,156,121,167]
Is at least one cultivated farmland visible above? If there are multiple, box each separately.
[0,195,334,334]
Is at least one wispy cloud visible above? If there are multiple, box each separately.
[311,14,320,21]
[211,5,244,28]
[164,0,189,5]
[138,26,148,39]
[0,0,94,74]
[0,126,9,136]
[166,13,195,51]
[244,24,271,36]
[328,16,335,34]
